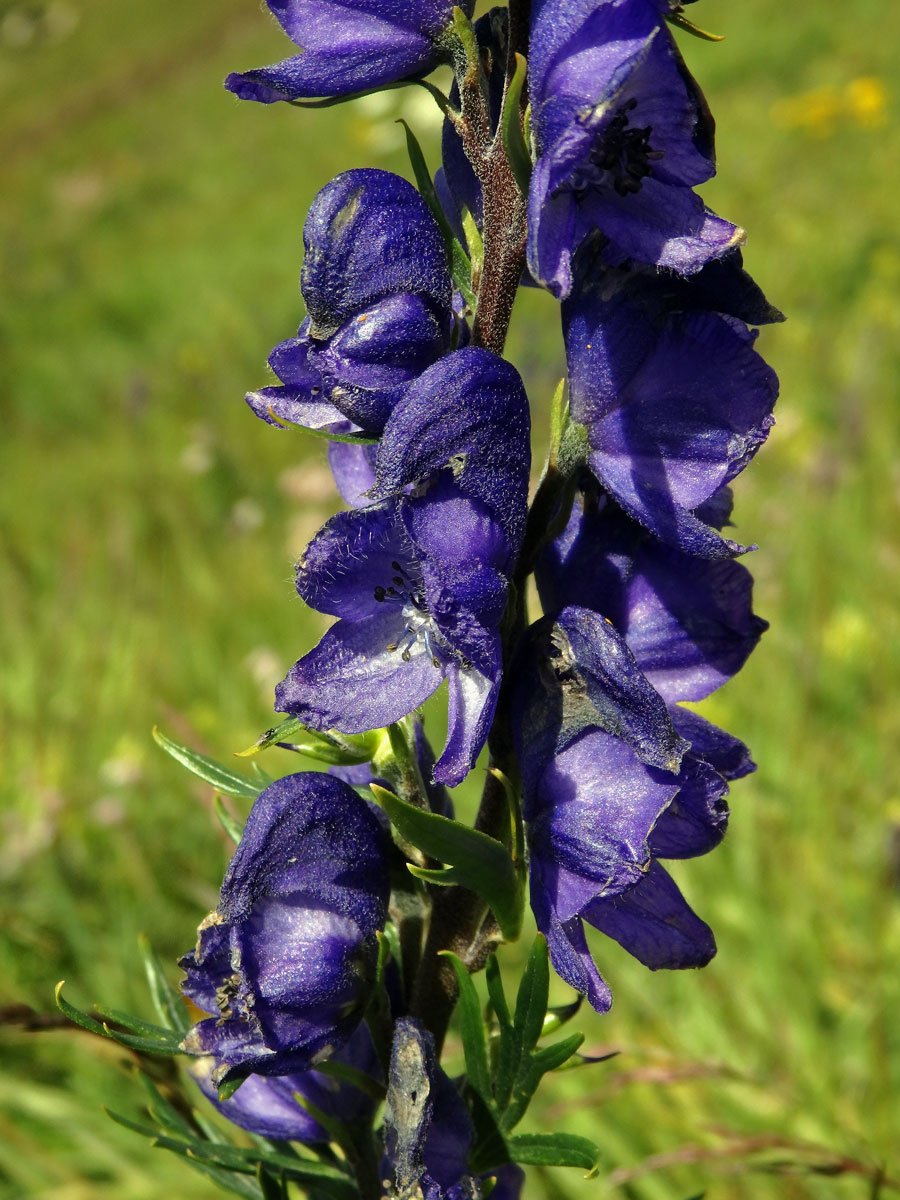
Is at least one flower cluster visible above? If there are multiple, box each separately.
[164,1,779,1193]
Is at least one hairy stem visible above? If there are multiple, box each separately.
[409,0,532,1050]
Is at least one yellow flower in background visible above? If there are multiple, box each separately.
[772,76,887,136]
[845,76,888,126]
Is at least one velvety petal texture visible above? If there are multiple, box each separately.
[512,607,686,806]
[225,0,473,103]
[180,773,388,1086]
[372,347,532,550]
[564,266,779,555]
[537,488,768,703]
[512,604,730,1011]
[246,170,455,438]
[276,351,529,785]
[527,0,739,296]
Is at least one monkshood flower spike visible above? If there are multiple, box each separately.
[527,0,742,297]
[225,0,475,104]
[247,169,455,438]
[275,347,530,786]
[66,3,783,1194]
[179,772,388,1087]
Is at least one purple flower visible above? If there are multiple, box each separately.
[563,260,779,556]
[537,481,763,781]
[538,485,767,715]
[225,0,474,104]
[246,169,455,437]
[188,1024,379,1143]
[179,773,388,1086]
[382,1018,524,1199]
[527,0,741,297]
[512,606,733,1011]
[275,349,530,787]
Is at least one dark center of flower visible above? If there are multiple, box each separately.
[566,100,663,200]
[373,560,445,669]
[214,972,244,1025]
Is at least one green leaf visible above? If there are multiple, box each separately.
[56,982,183,1055]
[451,5,480,74]
[106,1108,356,1194]
[468,1090,509,1177]
[164,1152,265,1200]
[407,864,464,887]
[217,1077,246,1103]
[501,53,532,194]
[485,956,512,1031]
[541,994,582,1037]
[286,76,453,114]
[134,1070,195,1139]
[530,1032,585,1075]
[547,377,569,471]
[460,207,483,287]
[91,1004,181,1042]
[139,936,190,1032]
[506,1132,601,1175]
[238,718,380,765]
[291,1094,358,1168]
[101,1026,184,1055]
[235,718,304,755]
[494,936,568,1129]
[139,934,191,1034]
[105,1106,169,1141]
[502,1033,585,1135]
[315,1059,386,1102]
[665,10,724,41]
[256,1165,288,1200]
[441,953,492,1104]
[153,727,261,799]
[514,935,550,1055]
[168,1152,264,1200]
[397,118,475,309]
[370,785,522,941]
[215,794,244,845]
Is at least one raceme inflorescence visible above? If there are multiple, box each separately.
[61,3,781,1197]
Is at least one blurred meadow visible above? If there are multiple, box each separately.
[1,0,899,1197]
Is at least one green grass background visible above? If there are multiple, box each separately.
[1,0,898,1196]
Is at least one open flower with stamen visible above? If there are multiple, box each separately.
[527,0,741,297]
[276,490,509,788]
[225,0,474,104]
[276,348,529,786]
